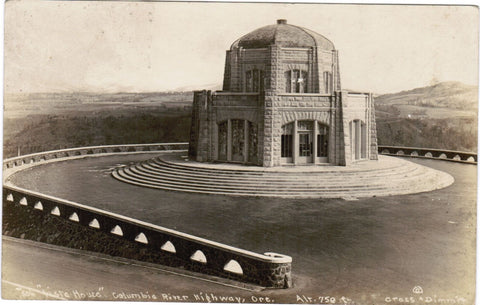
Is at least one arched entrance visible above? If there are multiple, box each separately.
[217,119,258,164]
[281,120,329,165]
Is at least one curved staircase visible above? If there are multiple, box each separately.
[111,154,454,198]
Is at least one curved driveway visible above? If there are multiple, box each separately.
[4,154,476,303]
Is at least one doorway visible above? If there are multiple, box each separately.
[296,120,314,164]
[298,132,313,164]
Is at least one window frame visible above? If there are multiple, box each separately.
[285,69,308,93]
[245,69,264,93]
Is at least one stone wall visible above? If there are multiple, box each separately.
[278,48,310,95]
[269,94,334,166]
[189,91,211,162]
[3,185,292,288]
[190,91,266,164]
[222,51,231,91]
[262,91,275,167]
[224,48,270,92]
[189,89,377,167]
[269,47,338,94]
[333,93,346,165]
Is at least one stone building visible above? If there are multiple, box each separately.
[189,19,378,167]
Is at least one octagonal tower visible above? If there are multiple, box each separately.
[189,20,378,166]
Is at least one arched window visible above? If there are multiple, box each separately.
[248,121,258,163]
[231,119,245,162]
[281,123,293,158]
[350,120,367,161]
[245,69,264,92]
[317,123,328,158]
[218,121,228,161]
[217,119,257,163]
[285,70,308,93]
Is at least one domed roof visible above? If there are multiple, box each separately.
[231,19,335,50]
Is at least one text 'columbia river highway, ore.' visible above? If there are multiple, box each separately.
[13,284,469,304]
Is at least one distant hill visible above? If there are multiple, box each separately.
[3,82,478,157]
[375,82,477,152]
[4,91,194,119]
[375,81,478,111]
[172,83,222,92]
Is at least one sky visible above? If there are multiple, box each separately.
[4,1,479,94]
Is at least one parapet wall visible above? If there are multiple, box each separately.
[4,143,189,173]
[3,144,292,289]
[378,146,477,164]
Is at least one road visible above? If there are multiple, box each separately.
[2,236,264,301]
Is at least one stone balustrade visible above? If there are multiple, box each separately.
[3,143,189,171]
[378,145,477,164]
[3,184,292,288]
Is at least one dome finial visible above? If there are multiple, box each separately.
[277,19,287,25]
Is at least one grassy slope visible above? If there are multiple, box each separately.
[4,111,192,158]
[375,82,477,152]
[375,81,478,110]
[376,116,477,152]
[4,92,194,158]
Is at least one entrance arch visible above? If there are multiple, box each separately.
[281,120,329,165]
[297,120,314,164]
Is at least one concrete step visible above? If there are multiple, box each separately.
[118,166,440,193]
[152,157,415,176]
[119,168,394,191]
[112,170,451,198]
[110,154,454,198]
[135,164,423,186]
[113,171,394,195]
[129,164,429,188]
[145,159,421,180]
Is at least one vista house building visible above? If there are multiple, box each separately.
[189,19,378,167]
